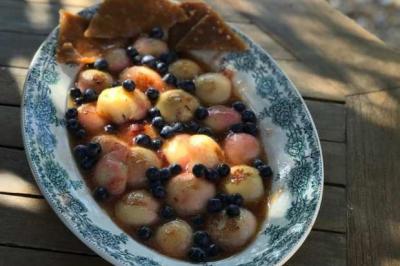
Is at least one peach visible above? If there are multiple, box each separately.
[93,149,128,196]
[77,103,108,135]
[223,133,261,165]
[194,73,232,105]
[104,48,131,73]
[156,89,199,123]
[120,66,165,92]
[168,59,202,80]
[91,135,128,156]
[166,173,216,216]
[133,37,169,57]
[155,220,193,258]
[76,69,113,93]
[203,105,241,133]
[115,190,160,226]
[206,208,257,250]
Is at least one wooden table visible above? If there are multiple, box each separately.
[1,0,399,265]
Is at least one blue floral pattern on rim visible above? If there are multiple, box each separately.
[22,5,323,266]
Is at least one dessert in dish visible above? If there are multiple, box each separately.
[60,0,273,262]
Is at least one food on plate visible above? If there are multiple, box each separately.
[63,0,272,262]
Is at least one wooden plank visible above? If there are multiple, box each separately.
[230,23,295,61]
[0,1,80,35]
[277,60,346,102]
[0,147,39,195]
[0,246,108,266]
[0,105,22,148]
[0,32,44,68]
[287,231,346,266]
[322,142,346,185]
[0,194,93,254]
[314,186,346,233]
[347,88,400,266]
[306,100,346,143]
[0,67,27,105]
[224,0,400,95]
[0,185,344,254]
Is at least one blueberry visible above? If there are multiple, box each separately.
[87,142,102,157]
[149,27,164,39]
[258,165,273,179]
[232,101,246,112]
[188,247,206,262]
[178,80,196,94]
[65,108,78,119]
[230,123,244,133]
[172,122,184,133]
[66,118,79,130]
[159,167,171,182]
[151,116,165,129]
[74,97,84,106]
[192,164,207,177]
[126,46,139,58]
[226,204,240,217]
[243,122,258,136]
[148,179,162,188]
[160,125,174,138]
[122,79,136,91]
[163,73,177,87]
[216,163,230,177]
[151,138,163,150]
[156,61,168,75]
[216,193,229,205]
[241,110,257,123]
[70,88,82,99]
[227,193,244,206]
[253,158,264,168]
[194,106,209,120]
[191,215,205,228]
[80,157,96,170]
[73,145,88,160]
[137,226,153,240]
[93,58,108,70]
[135,134,151,147]
[148,107,161,118]
[159,51,177,65]
[112,81,121,87]
[104,124,117,133]
[207,198,223,213]
[169,164,182,176]
[83,88,97,102]
[152,185,166,199]
[193,231,211,248]
[132,54,143,65]
[141,55,157,69]
[145,87,159,101]
[74,128,86,138]
[185,121,200,133]
[146,167,160,182]
[206,243,220,257]
[205,169,220,182]
[93,187,109,201]
[160,205,176,220]
[197,127,213,136]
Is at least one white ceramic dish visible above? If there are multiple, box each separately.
[21,6,323,266]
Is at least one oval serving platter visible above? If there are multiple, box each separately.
[21,6,323,266]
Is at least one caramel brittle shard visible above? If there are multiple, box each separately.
[173,2,247,52]
[57,10,126,64]
[84,0,188,39]
[168,1,212,47]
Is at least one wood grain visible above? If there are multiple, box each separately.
[306,100,346,143]
[224,0,400,96]
[0,32,44,68]
[0,105,22,148]
[287,230,346,266]
[0,246,108,266]
[347,88,400,266]
[0,194,93,254]
[0,67,26,105]
[322,141,346,185]
[315,186,346,233]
